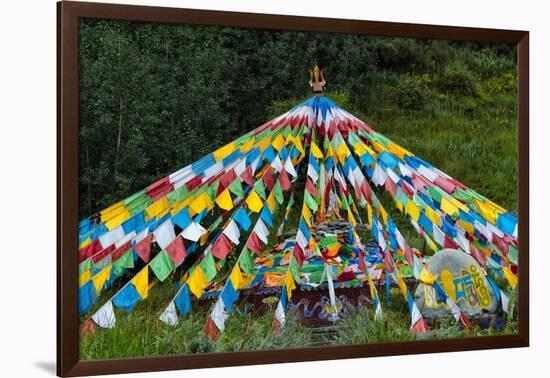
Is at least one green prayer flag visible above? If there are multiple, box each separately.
[290,259,301,283]
[200,252,217,280]
[254,180,266,199]
[124,190,147,206]
[150,250,175,282]
[508,245,518,265]
[228,179,244,198]
[167,185,189,204]
[427,186,443,203]
[273,181,284,205]
[113,249,134,276]
[304,191,318,212]
[207,182,220,202]
[453,187,474,204]
[238,248,254,274]
[79,259,92,275]
[129,196,153,216]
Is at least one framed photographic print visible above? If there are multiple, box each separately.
[57,1,529,376]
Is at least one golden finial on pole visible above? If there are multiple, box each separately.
[309,65,326,97]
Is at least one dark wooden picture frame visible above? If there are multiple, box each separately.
[57,1,529,376]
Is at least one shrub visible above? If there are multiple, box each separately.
[393,76,428,110]
[438,66,477,97]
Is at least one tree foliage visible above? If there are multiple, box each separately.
[79,19,517,217]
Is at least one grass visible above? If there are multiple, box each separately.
[81,286,517,360]
[81,47,519,359]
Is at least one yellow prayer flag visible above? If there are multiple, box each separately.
[441,197,459,217]
[79,270,91,287]
[79,237,91,250]
[230,265,244,289]
[379,207,388,225]
[458,219,474,234]
[354,142,367,156]
[266,193,276,211]
[387,143,412,159]
[100,201,125,222]
[213,142,237,161]
[396,200,404,212]
[310,140,323,159]
[131,267,149,299]
[503,267,518,289]
[284,272,296,300]
[292,135,305,155]
[92,265,112,293]
[200,230,210,246]
[188,267,208,298]
[240,137,255,152]
[337,143,349,164]
[396,273,408,300]
[104,208,131,230]
[302,205,313,227]
[257,135,272,152]
[425,206,441,225]
[246,190,263,213]
[367,203,373,226]
[271,134,285,151]
[347,208,357,226]
[405,200,420,222]
[145,197,169,219]
[419,266,435,285]
[215,189,233,211]
[189,192,213,216]
[474,199,499,224]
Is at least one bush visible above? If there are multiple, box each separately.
[438,66,478,97]
[393,76,428,110]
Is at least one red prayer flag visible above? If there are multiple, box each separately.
[203,317,219,341]
[459,312,471,328]
[470,244,486,266]
[263,169,275,190]
[246,232,263,255]
[383,250,394,272]
[79,239,101,262]
[91,244,116,264]
[211,234,233,260]
[410,317,429,333]
[306,178,318,197]
[241,166,254,186]
[166,235,187,266]
[384,177,397,197]
[80,319,95,337]
[278,169,291,191]
[186,175,202,191]
[219,169,237,190]
[134,234,153,263]
[293,244,305,267]
[358,252,367,275]
[111,241,132,262]
[443,236,458,249]
[272,317,282,335]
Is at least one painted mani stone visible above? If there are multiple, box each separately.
[414,249,498,318]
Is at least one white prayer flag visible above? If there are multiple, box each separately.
[223,220,241,245]
[154,220,176,249]
[99,225,125,249]
[159,301,179,326]
[181,222,207,242]
[92,300,116,329]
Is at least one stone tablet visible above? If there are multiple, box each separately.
[414,249,498,318]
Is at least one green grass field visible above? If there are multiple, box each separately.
[80,42,518,360]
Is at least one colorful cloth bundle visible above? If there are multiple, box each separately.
[80,95,518,338]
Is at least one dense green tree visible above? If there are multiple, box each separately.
[78,19,517,218]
